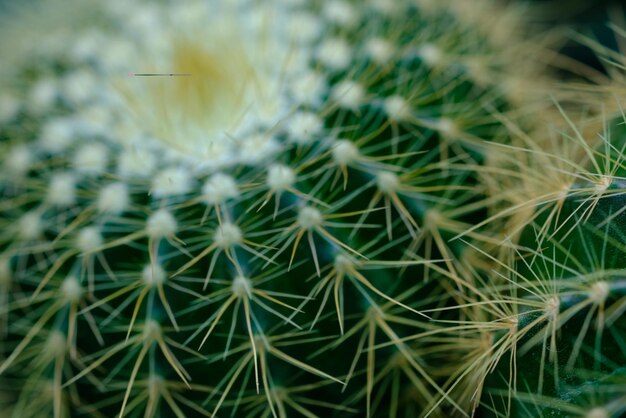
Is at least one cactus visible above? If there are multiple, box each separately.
[1,0,624,417]
[469,106,626,417]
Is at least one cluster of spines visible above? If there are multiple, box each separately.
[452,99,626,417]
[1,1,624,418]
[0,125,482,417]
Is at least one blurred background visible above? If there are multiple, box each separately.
[518,0,625,74]
[1,0,623,68]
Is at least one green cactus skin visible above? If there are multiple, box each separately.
[1,0,620,418]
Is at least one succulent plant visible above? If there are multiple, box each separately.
[1,0,623,417]
[467,118,626,417]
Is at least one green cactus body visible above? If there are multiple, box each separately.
[1,0,617,417]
